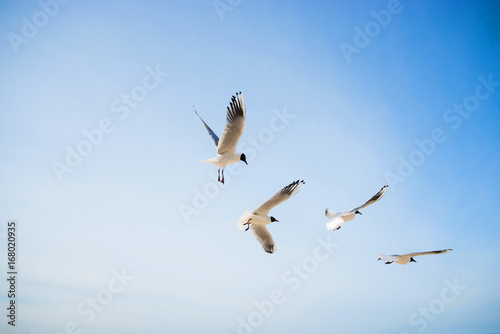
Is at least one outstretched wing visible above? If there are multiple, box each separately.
[355,185,388,211]
[251,225,276,254]
[194,108,219,147]
[325,208,337,220]
[253,180,305,216]
[217,92,246,156]
[405,249,453,257]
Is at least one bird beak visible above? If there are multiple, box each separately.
[243,160,248,165]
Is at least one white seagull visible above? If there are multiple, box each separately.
[325,185,388,231]
[237,180,305,254]
[378,249,453,265]
[195,92,247,184]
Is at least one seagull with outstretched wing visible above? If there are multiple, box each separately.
[194,92,247,184]
[237,180,305,254]
[378,249,453,265]
[325,185,388,231]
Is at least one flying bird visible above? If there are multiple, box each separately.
[237,180,305,254]
[378,249,453,265]
[325,185,388,231]
[195,92,247,184]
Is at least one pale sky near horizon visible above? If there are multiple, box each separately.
[0,1,499,333]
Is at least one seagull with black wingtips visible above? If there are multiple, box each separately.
[378,249,453,265]
[325,185,388,231]
[194,92,247,184]
[238,180,305,254]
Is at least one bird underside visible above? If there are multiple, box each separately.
[243,218,252,231]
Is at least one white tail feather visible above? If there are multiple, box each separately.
[237,210,252,230]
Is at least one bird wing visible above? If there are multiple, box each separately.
[251,225,276,254]
[325,208,338,220]
[253,180,305,216]
[354,185,389,211]
[194,109,219,147]
[405,249,453,257]
[216,93,246,156]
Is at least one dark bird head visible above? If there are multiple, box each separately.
[377,257,381,261]
[355,210,363,215]
[240,153,248,165]
[270,216,279,223]
[410,257,417,263]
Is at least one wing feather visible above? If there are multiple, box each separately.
[253,180,305,216]
[405,249,453,257]
[325,208,337,220]
[355,185,388,211]
[251,225,276,254]
[194,109,219,147]
[217,92,246,156]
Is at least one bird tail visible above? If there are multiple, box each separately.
[237,210,252,230]
[200,158,217,164]
[378,254,389,261]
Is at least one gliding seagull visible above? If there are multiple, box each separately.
[325,185,388,231]
[195,92,247,184]
[378,249,453,265]
[237,180,305,254]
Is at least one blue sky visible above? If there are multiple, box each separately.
[0,0,499,333]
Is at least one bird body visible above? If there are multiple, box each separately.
[378,249,453,265]
[201,154,244,169]
[325,211,356,231]
[237,210,269,228]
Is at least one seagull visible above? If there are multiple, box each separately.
[237,180,305,254]
[378,249,453,265]
[194,92,247,184]
[325,185,388,231]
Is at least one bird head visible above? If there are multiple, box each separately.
[240,153,248,165]
[270,216,279,223]
[355,210,363,215]
[410,257,417,263]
